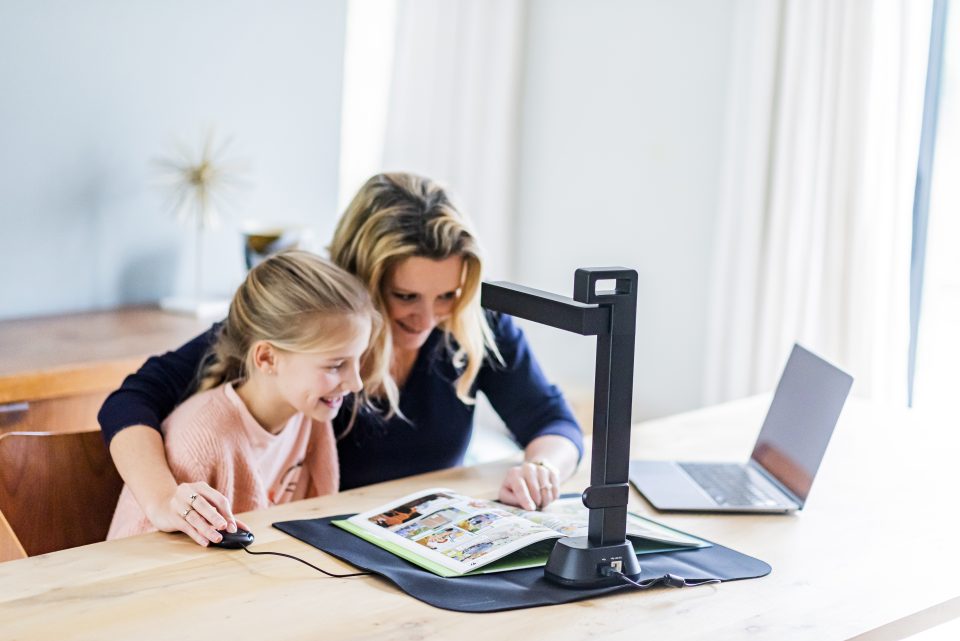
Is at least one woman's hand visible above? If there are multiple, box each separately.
[498,460,561,511]
[109,427,248,547]
[498,435,581,510]
[146,481,249,547]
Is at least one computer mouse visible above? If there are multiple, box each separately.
[210,528,255,549]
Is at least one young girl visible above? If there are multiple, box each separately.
[108,250,390,543]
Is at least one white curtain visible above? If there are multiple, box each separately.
[704,0,932,405]
[337,0,399,215]
[380,0,525,280]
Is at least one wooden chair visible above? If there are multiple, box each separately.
[0,509,26,562]
[0,430,123,560]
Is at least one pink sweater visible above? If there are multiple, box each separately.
[108,383,339,539]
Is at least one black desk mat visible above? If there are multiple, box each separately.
[273,515,771,613]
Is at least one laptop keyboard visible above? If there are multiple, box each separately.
[678,463,783,508]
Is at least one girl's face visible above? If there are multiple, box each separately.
[273,315,371,422]
[383,255,464,352]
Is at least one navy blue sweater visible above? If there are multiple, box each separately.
[98,313,583,491]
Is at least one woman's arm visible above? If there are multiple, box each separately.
[478,313,585,510]
[99,326,240,542]
[98,327,219,444]
[110,426,242,545]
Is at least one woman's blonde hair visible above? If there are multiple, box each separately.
[198,250,398,429]
[329,172,501,403]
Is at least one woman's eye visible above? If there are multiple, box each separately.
[327,363,344,372]
[439,291,457,301]
[393,292,417,302]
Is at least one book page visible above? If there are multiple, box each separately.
[504,499,707,547]
[342,489,562,576]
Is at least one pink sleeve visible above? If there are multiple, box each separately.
[304,419,339,498]
[162,395,232,497]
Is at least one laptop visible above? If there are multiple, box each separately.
[629,344,853,513]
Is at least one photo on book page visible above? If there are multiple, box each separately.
[333,488,709,578]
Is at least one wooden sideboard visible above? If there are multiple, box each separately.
[0,307,211,434]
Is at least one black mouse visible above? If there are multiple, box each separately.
[210,528,255,549]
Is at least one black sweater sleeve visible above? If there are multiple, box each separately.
[97,324,220,446]
[477,313,585,460]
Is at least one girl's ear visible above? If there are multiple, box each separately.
[250,340,279,375]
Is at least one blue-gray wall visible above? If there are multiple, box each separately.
[0,1,347,320]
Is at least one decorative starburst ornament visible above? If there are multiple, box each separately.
[154,129,249,317]
[154,129,247,231]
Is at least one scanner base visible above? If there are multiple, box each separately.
[544,536,641,588]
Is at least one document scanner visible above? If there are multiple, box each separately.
[482,267,640,588]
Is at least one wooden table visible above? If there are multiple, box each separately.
[1,397,957,640]
[0,307,210,433]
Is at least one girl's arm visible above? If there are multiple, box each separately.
[303,419,340,499]
[99,325,240,542]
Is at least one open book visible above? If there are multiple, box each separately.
[333,488,709,578]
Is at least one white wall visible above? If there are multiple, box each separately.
[0,0,736,424]
[512,0,736,420]
[0,1,347,320]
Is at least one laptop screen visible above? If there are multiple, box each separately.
[749,345,853,505]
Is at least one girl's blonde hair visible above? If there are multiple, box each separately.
[199,250,398,429]
[329,172,501,403]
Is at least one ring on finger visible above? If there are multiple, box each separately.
[529,459,558,477]
[188,493,198,506]
[181,507,195,518]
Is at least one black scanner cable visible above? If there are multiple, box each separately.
[240,545,372,578]
[231,542,722,586]
[236,546,722,587]
[600,565,722,589]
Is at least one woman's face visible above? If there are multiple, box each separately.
[383,255,464,352]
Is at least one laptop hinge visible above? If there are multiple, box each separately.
[747,460,802,508]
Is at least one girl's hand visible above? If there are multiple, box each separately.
[146,482,248,546]
[498,460,560,511]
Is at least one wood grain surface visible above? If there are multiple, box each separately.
[0,397,957,640]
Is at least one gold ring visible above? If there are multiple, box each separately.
[181,507,194,518]
[529,459,558,476]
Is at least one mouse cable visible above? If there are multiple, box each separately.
[241,546,373,578]
[599,566,721,589]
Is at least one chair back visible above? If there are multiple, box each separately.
[0,430,123,557]
[0,509,26,562]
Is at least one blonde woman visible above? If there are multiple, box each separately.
[99,173,583,545]
[108,251,386,542]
